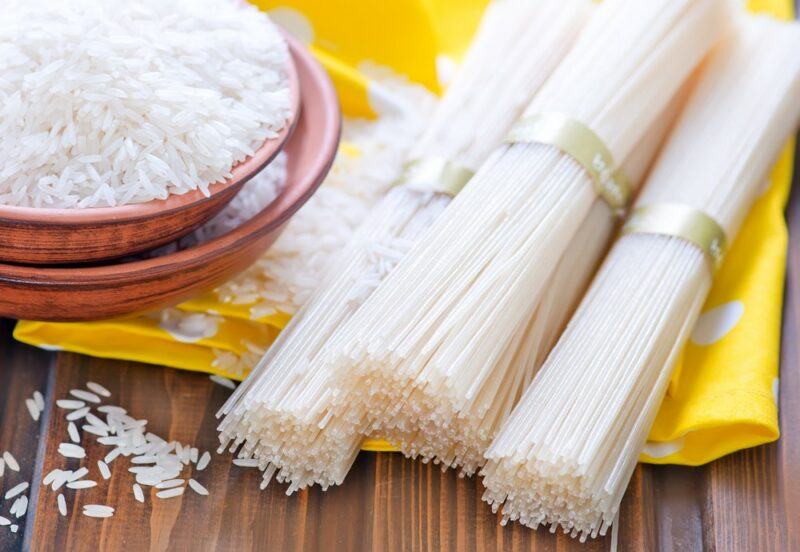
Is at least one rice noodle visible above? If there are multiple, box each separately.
[324,0,731,478]
[217,0,593,492]
[481,17,800,540]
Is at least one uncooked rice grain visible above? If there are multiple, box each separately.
[68,467,89,482]
[209,375,236,390]
[67,480,97,490]
[85,413,109,430]
[133,483,145,503]
[104,448,123,464]
[196,452,211,471]
[188,479,209,496]
[69,390,101,404]
[98,406,126,415]
[57,494,67,516]
[82,505,114,518]
[4,482,28,500]
[2,452,19,472]
[58,443,86,459]
[66,407,91,421]
[98,461,111,480]
[43,469,60,486]
[57,400,85,410]
[0,0,291,208]
[86,382,111,398]
[25,399,40,421]
[156,487,185,499]
[11,496,28,518]
[68,422,81,444]
[155,479,184,489]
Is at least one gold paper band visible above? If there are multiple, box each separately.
[505,113,631,214]
[397,157,474,197]
[622,203,727,272]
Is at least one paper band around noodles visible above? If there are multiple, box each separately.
[505,113,631,215]
[622,203,727,272]
[397,157,475,196]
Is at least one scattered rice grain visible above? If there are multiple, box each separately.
[209,375,236,390]
[86,382,111,398]
[156,487,185,499]
[3,452,19,472]
[33,391,45,411]
[67,480,97,490]
[11,496,28,518]
[69,390,101,404]
[58,443,86,459]
[4,482,28,500]
[66,407,91,421]
[188,479,209,496]
[57,400,85,410]
[155,479,184,489]
[196,452,211,471]
[98,461,111,480]
[82,505,114,518]
[133,484,145,503]
[25,399,41,421]
[68,422,81,444]
[68,468,89,482]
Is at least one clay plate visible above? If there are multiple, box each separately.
[0,33,302,265]
[0,36,340,321]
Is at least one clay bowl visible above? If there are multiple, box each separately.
[0,36,340,321]
[0,35,302,266]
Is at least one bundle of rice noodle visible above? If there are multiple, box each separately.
[324,0,732,477]
[481,17,800,540]
[217,0,593,492]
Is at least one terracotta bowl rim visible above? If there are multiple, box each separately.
[0,35,340,284]
[0,32,301,225]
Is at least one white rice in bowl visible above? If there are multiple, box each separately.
[0,0,292,208]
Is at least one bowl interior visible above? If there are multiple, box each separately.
[0,34,340,288]
[0,31,302,224]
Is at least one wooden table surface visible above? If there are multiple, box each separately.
[0,139,798,552]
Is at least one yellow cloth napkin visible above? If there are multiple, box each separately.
[15,0,793,465]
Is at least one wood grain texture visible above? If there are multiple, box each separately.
[0,131,796,552]
[0,319,53,552]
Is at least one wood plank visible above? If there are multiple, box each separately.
[777,137,800,550]
[0,320,54,552]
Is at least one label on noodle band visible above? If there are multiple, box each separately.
[397,157,475,196]
[505,113,631,214]
[622,203,727,272]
